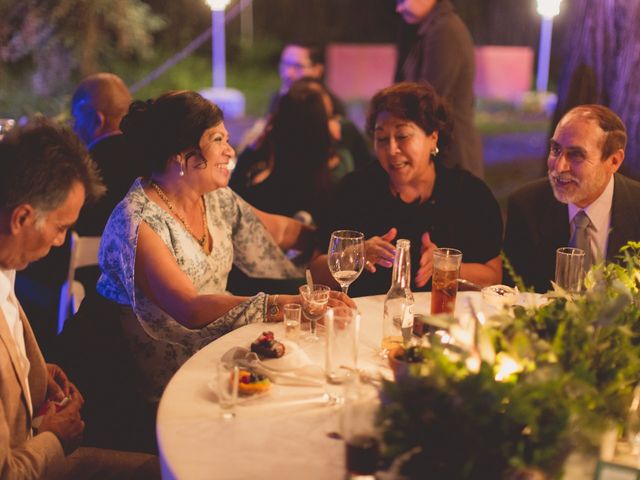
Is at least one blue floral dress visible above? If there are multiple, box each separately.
[97,178,301,401]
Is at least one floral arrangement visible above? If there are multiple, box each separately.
[378,242,640,479]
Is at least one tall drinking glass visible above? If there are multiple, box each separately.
[325,307,360,403]
[431,248,463,315]
[216,363,239,420]
[342,380,380,479]
[555,247,585,293]
[299,284,330,342]
[328,230,365,294]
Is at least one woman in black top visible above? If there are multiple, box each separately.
[229,79,336,226]
[312,82,502,296]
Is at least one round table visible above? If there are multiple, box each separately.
[156,292,497,480]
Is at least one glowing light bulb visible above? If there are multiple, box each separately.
[205,0,230,11]
[537,0,562,18]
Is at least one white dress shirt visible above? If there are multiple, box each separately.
[568,175,615,263]
[0,269,33,418]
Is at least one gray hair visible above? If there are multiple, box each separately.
[0,118,105,215]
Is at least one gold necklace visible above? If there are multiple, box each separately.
[151,181,207,247]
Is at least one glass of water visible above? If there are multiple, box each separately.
[216,363,239,420]
[284,303,302,342]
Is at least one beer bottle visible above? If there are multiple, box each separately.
[381,239,414,357]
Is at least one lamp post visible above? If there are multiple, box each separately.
[536,0,562,93]
[201,0,245,119]
[207,0,229,89]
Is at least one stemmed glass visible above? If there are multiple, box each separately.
[299,284,330,342]
[328,230,365,295]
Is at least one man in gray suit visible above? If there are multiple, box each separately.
[504,104,640,293]
[0,119,158,479]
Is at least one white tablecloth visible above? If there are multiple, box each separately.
[156,292,496,480]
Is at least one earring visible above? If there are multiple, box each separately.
[431,146,439,157]
[179,163,185,177]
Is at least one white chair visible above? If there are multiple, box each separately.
[57,231,101,334]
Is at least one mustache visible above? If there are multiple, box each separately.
[548,171,580,185]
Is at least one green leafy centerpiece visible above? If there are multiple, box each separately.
[378,242,640,479]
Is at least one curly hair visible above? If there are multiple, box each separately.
[366,81,453,152]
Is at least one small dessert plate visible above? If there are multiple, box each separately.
[207,378,271,405]
[260,340,311,372]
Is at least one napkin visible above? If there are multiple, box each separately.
[221,347,324,387]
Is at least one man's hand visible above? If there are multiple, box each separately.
[45,363,71,401]
[415,232,438,288]
[364,228,398,273]
[37,385,85,455]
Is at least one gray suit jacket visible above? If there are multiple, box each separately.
[0,304,65,479]
[503,173,640,292]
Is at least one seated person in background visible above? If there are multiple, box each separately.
[15,74,137,340]
[503,104,640,293]
[71,72,142,236]
[311,82,503,297]
[230,78,336,226]
[0,119,158,479]
[238,41,374,171]
[97,91,353,402]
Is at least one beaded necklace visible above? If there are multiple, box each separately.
[151,181,207,247]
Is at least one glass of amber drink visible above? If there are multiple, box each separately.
[430,248,463,315]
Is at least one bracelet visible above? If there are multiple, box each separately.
[267,295,280,322]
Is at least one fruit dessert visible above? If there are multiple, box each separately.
[250,331,286,358]
[238,369,271,395]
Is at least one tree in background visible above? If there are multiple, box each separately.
[553,0,640,179]
[0,0,164,98]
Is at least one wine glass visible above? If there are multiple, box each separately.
[328,230,365,295]
[299,284,330,342]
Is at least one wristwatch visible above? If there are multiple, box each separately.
[267,295,280,321]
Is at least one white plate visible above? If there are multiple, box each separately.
[258,340,312,372]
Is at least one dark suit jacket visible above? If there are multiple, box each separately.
[75,133,142,237]
[503,173,640,293]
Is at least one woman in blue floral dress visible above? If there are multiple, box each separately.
[97,91,352,401]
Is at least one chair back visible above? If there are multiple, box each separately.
[57,231,101,334]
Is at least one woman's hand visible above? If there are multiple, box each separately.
[268,291,356,323]
[327,290,357,309]
[415,232,438,288]
[364,228,397,272]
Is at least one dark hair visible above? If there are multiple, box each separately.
[0,118,105,214]
[566,104,627,159]
[120,90,223,174]
[270,79,332,184]
[286,42,325,66]
[366,81,452,152]
[237,79,332,212]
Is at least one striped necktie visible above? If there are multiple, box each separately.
[570,210,593,271]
